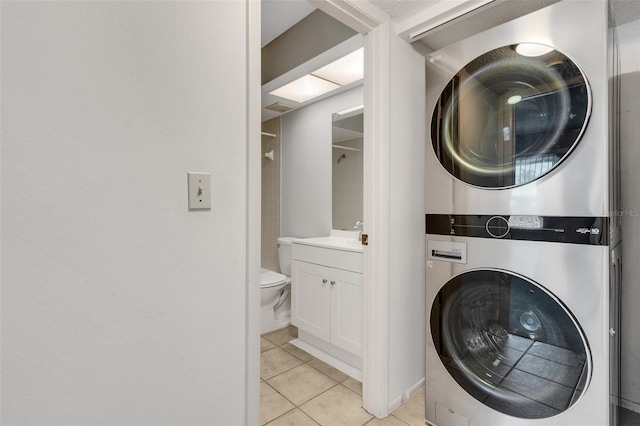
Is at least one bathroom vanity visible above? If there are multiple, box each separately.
[290,231,363,380]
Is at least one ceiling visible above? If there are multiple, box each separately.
[610,0,640,26]
[368,0,441,22]
[261,0,640,49]
[369,0,640,26]
[261,2,362,122]
[260,0,640,121]
[261,0,316,47]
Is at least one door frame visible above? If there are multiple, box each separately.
[309,0,391,417]
[246,0,262,424]
[246,0,396,420]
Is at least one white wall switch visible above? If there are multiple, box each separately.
[187,172,211,210]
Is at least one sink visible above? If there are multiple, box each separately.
[295,236,363,252]
[294,230,363,253]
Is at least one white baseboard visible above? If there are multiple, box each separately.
[388,395,403,413]
[621,397,640,414]
[388,377,426,414]
[406,377,425,398]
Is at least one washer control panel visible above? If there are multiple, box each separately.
[426,214,608,246]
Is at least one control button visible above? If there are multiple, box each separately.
[486,216,510,238]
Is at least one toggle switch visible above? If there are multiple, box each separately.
[188,172,211,210]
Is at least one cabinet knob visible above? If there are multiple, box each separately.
[322,279,328,284]
[330,280,335,286]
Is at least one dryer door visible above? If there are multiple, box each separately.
[431,43,590,189]
[430,269,591,419]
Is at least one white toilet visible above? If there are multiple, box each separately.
[260,237,293,334]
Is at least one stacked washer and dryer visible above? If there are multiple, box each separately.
[424,1,621,425]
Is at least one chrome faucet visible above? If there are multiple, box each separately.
[354,220,364,240]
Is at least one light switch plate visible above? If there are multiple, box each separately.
[187,172,211,210]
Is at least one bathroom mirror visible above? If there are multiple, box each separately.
[332,106,364,231]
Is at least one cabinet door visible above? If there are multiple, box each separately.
[291,260,331,342]
[330,268,363,356]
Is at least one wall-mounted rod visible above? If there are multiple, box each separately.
[332,144,361,152]
[261,131,277,138]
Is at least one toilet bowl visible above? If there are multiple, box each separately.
[260,237,294,334]
[260,269,290,334]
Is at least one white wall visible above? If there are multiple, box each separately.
[262,118,282,271]
[1,2,253,424]
[332,137,364,230]
[281,85,363,238]
[617,18,640,413]
[387,26,426,405]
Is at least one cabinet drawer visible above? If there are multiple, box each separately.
[292,244,363,273]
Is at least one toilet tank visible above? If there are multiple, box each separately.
[277,237,294,276]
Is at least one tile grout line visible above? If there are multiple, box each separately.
[264,360,344,408]
[262,327,372,426]
[263,345,342,421]
[295,382,367,424]
[266,406,321,426]
[288,383,343,425]
[264,372,339,412]
[270,334,353,385]
[262,334,425,426]
[262,347,344,384]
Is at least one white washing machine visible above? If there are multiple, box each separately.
[425,0,613,217]
[425,214,620,426]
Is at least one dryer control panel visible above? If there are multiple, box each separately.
[426,214,608,246]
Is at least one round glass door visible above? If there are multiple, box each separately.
[430,269,590,419]
[431,43,591,188]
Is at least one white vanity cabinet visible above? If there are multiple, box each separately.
[289,236,363,377]
[291,259,362,356]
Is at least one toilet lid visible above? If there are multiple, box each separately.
[260,268,286,288]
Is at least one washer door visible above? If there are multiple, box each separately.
[430,269,591,419]
[431,43,590,188]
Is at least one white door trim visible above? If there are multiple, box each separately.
[246,0,261,424]
[310,0,392,418]
[361,19,393,418]
[310,0,388,34]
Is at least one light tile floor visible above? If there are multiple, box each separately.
[260,325,425,426]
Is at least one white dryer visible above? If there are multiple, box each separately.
[425,214,620,426]
[425,0,612,217]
